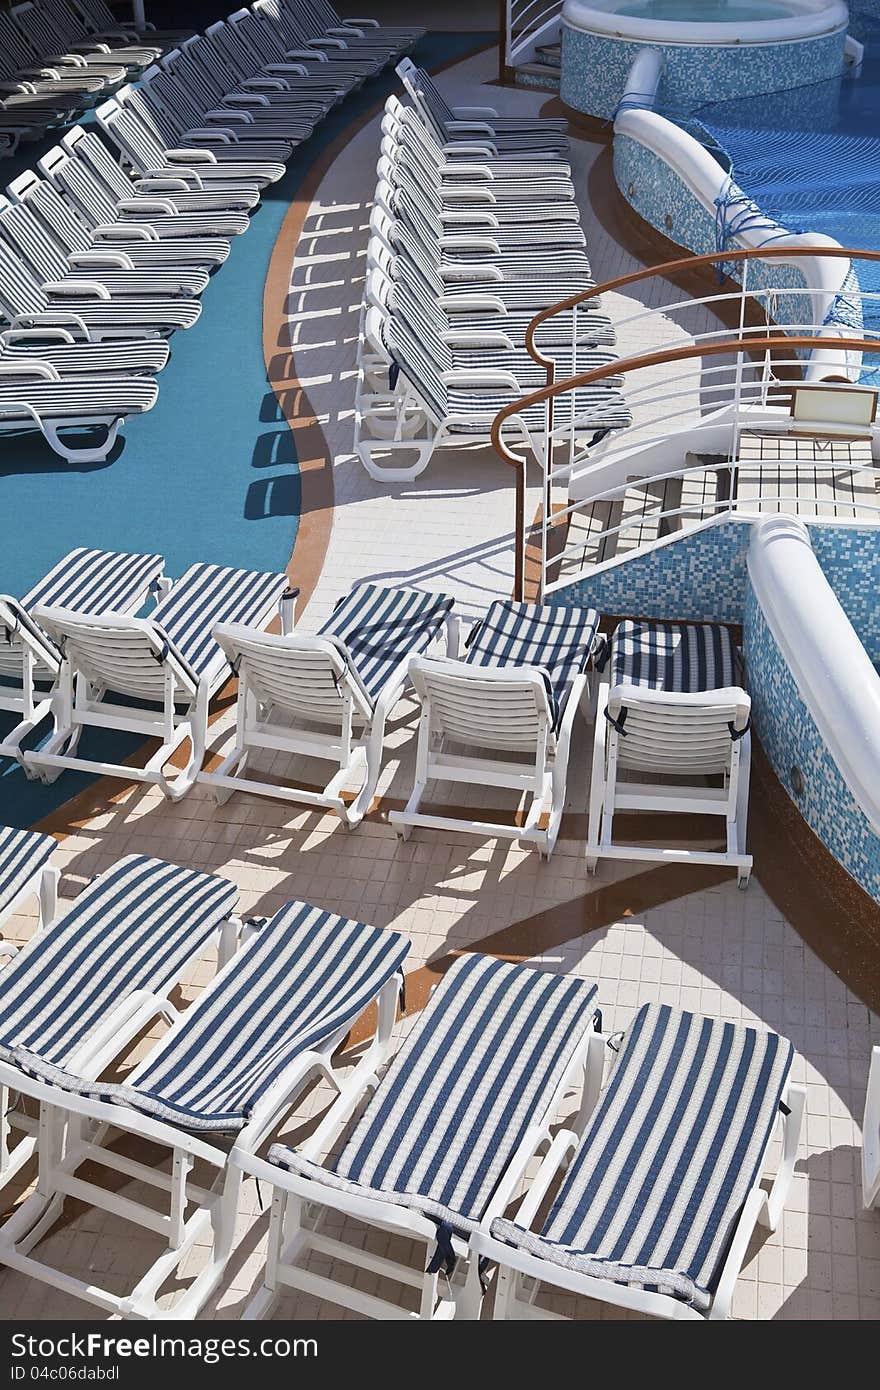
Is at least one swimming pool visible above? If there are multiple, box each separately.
[696,24,880,372]
[617,0,796,18]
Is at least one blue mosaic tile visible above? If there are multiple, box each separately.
[560,21,847,120]
[745,579,880,904]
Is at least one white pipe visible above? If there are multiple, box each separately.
[747,515,880,838]
[617,46,664,110]
[613,96,860,384]
[845,33,865,65]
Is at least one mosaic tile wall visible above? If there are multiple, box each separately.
[613,134,817,334]
[744,581,880,904]
[811,524,880,662]
[551,517,752,621]
[560,21,847,119]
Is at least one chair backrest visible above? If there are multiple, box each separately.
[144,59,208,135]
[0,596,61,684]
[75,0,120,33]
[34,606,200,703]
[202,21,256,86]
[95,92,169,174]
[41,0,87,48]
[0,194,71,286]
[396,59,450,144]
[280,0,323,43]
[606,685,751,776]
[7,170,92,257]
[229,7,283,66]
[213,623,374,724]
[176,35,228,105]
[12,2,78,65]
[253,0,305,50]
[45,133,122,228]
[0,10,43,68]
[0,233,49,319]
[408,655,556,754]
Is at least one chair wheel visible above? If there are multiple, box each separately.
[737,871,751,890]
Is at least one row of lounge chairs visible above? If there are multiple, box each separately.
[0,834,803,1319]
[354,64,631,481]
[1,544,754,875]
[0,2,424,460]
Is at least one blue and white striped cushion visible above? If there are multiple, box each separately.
[14,903,409,1133]
[0,855,237,1067]
[152,562,290,679]
[465,600,600,728]
[269,954,598,1235]
[492,1003,793,1310]
[609,621,740,694]
[20,547,164,616]
[318,583,454,704]
[0,826,55,919]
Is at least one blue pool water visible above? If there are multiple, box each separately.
[694,17,880,366]
[618,0,795,19]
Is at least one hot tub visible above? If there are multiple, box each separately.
[561,0,849,119]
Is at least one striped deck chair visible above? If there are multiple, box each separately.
[73,0,195,49]
[0,195,210,300]
[474,1002,804,1321]
[193,22,335,127]
[202,582,456,825]
[0,825,57,937]
[0,236,203,340]
[865,1046,880,1209]
[41,0,161,73]
[114,71,293,175]
[0,901,408,1319]
[587,620,753,885]
[0,24,94,121]
[385,103,579,213]
[55,127,251,241]
[231,7,361,102]
[356,302,630,482]
[397,60,570,159]
[390,600,601,857]
[0,852,239,1193]
[313,0,423,53]
[25,561,292,799]
[278,0,393,77]
[254,0,387,85]
[9,168,230,273]
[0,545,164,761]
[0,324,169,377]
[10,1,126,90]
[0,11,108,101]
[236,952,602,1320]
[0,359,159,461]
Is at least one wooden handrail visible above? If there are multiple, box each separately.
[496,329,880,599]
[523,245,880,371]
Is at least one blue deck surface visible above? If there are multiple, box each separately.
[0,31,489,828]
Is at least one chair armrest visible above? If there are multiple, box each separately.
[134,176,191,193]
[442,141,498,158]
[201,109,255,124]
[445,120,496,139]
[67,248,136,270]
[344,17,380,27]
[164,147,218,164]
[10,311,92,340]
[92,223,158,242]
[441,368,520,390]
[308,37,348,50]
[222,93,271,107]
[0,359,60,380]
[439,184,495,203]
[439,233,501,254]
[185,129,233,144]
[439,292,506,313]
[440,209,499,228]
[43,279,112,300]
[2,325,76,344]
[282,48,328,62]
[0,79,37,94]
[237,76,290,91]
[137,166,203,189]
[452,104,500,118]
[442,329,514,350]
[439,161,492,180]
[116,196,179,215]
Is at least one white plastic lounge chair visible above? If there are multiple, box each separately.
[473,1002,804,1322]
[0,234,202,339]
[0,10,109,100]
[10,1,127,88]
[202,582,456,824]
[56,127,252,240]
[186,23,332,129]
[0,359,160,461]
[235,952,601,1321]
[231,7,359,100]
[390,600,601,857]
[586,620,753,885]
[0,546,165,760]
[0,899,408,1319]
[42,0,161,72]
[26,561,292,798]
[22,160,231,269]
[0,195,209,300]
[864,1046,880,1209]
[0,852,239,1192]
[286,0,422,63]
[0,825,57,937]
[253,0,382,85]
[396,59,569,156]
[72,0,194,48]
[0,324,169,377]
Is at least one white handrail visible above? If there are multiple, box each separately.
[747,515,880,838]
[504,0,564,69]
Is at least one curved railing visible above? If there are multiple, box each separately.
[490,247,880,598]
